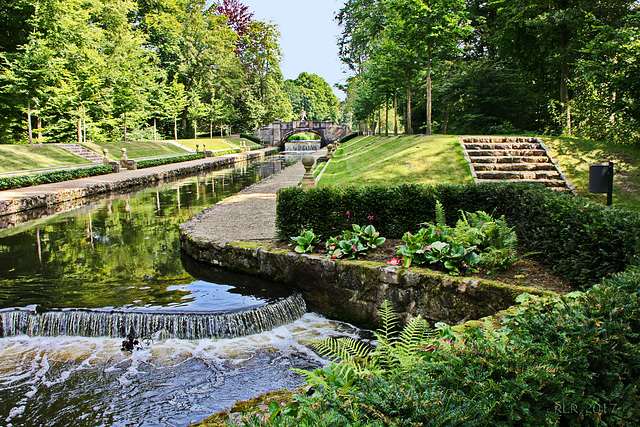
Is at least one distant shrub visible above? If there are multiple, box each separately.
[0,165,116,190]
[240,134,263,144]
[339,132,358,143]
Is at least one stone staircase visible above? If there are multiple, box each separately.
[58,144,104,163]
[459,136,576,193]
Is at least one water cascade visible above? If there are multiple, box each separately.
[284,141,321,152]
[0,293,306,339]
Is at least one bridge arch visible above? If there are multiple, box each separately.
[253,120,350,148]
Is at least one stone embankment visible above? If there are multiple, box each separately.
[0,148,277,217]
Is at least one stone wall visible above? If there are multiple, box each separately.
[179,235,553,329]
[0,149,277,217]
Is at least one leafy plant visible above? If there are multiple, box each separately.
[352,224,386,249]
[290,229,320,253]
[325,222,386,259]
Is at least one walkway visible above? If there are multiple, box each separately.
[180,149,326,241]
[0,148,278,216]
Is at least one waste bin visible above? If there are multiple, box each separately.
[588,161,614,205]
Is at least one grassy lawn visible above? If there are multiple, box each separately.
[0,145,86,173]
[543,136,640,211]
[317,134,472,187]
[82,140,190,160]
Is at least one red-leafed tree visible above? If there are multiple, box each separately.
[215,0,253,39]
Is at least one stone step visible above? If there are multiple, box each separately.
[464,142,541,150]
[468,156,551,164]
[475,170,561,180]
[476,178,568,188]
[466,149,548,157]
[58,143,103,162]
[472,163,556,172]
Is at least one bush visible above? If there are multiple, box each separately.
[276,183,640,286]
[240,133,263,144]
[339,132,359,143]
[0,164,116,190]
[136,152,206,169]
[234,268,640,426]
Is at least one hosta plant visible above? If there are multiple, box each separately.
[290,229,319,253]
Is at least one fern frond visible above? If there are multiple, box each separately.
[435,200,446,227]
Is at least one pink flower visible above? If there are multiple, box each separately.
[352,244,357,251]
[367,215,374,221]
[436,230,441,235]
[346,211,351,216]
[387,257,402,265]
[424,246,432,251]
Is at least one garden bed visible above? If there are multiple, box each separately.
[268,238,572,295]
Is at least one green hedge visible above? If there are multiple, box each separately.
[137,152,206,169]
[0,164,116,191]
[276,183,640,286]
[339,132,359,143]
[240,133,263,144]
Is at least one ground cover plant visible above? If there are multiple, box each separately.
[0,164,116,190]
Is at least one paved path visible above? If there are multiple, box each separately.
[180,149,326,241]
[0,149,278,215]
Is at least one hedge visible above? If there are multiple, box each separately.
[240,133,263,144]
[0,164,116,191]
[276,183,640,287]
[339,132,359,143]
[136,152,206,169]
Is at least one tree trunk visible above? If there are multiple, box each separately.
[426,55,432,135]
[78,116,82,143]
[27,97,33,145]
[559,20,571,135]
[443,100,450,134]
[174,116,178,140]
[393,89,398,136]
[82,103,86,143]
[406,84,412,135]
[194,119,197,139]
[210,121,213,139]
[385,95,389,137]
[37,117,42,143]
[123,113,128,142]
[153,117,157,141]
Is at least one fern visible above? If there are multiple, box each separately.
[435,199,447,227]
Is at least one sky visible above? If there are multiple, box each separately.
[237,0,349,100]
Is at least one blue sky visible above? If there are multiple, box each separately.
[234,0,349,99]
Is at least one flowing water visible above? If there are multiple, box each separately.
[0,157,361,426]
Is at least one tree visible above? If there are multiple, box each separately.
[283,72,340,122]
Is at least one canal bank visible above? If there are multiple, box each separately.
[0,147,278,217]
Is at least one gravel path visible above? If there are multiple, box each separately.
[180,149,326,241]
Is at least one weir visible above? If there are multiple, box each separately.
[0,293,306,339]
[284,142,321,152]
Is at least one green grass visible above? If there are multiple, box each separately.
[176,138,243,151]
[543,136,640,211]
[0,145,86,173]
[317,134,472,187]
[82,140,190,160]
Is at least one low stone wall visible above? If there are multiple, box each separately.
[179,235,553,329]
[0,149,277,216]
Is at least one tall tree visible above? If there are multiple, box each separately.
[283,72,340,122]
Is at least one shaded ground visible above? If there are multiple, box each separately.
[269,238,573,295]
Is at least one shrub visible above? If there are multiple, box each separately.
[240,133,263,144]
[339,132,359,143]
[0,164,116,190]
[276,183,640,286]
[136,152,206,169]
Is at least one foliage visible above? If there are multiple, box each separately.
[232,268,640,426]
[136,152,213,169]
[0,164,115,190]
[323,221,386,260]
[239,133,262,144]
[290,229,320,254]
[283,72,340,122]
[276,183,640,286]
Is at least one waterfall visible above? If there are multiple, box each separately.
[0,293,307,340]
[284,142,321,152]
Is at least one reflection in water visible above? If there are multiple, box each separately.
[0,155,365,426]
[0,158,290,313]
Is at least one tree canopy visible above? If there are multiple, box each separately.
[0,0,293,144]
[337,0,640,143]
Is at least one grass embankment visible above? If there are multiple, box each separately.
[82,140,189,160]
[173,138,257,151]
[0,145,86,173]
[544,136,640,211]
[316,134,472,187]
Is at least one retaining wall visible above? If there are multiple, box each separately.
[179,235,553,329]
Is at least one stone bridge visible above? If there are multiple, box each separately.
[253,120,350,147]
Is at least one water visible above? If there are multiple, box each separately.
[0,156,363,425]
